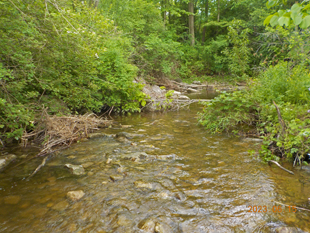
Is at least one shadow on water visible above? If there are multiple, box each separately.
[0,90,310,232]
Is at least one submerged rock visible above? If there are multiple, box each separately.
[0,154,17,171]
[157,191,171,199]
[51,200,69,211]
[174,192,187,202]
[134,181,154,190]
[68,223,77,232]
[119,152,149,162]
[116,132,132,139]
[106,158,112,164]
[4,195,21,205]
[159,179,176,190]
[156,154,176,161]
[138,218,156,233]
[117,213,132,227]
[138,217,173,233]
[134,181,163,192]
[88,132,108,139]
[81,162,94,168]
[110,175,124,182]
[67,190,85,201]
[274,227,299,233]
[65,164,85,175]
[155,222,173,233]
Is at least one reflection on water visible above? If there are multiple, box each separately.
[0,91,310,232]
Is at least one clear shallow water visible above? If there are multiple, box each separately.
[0,90,310,232]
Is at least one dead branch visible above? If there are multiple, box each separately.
[27,156,49,179]
[22,109,112,157]
[273,101,286,136]
[274,201,310,212]
[268,160,294,175]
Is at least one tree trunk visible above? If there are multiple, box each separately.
[201,0,209,44]
[217,0,220,22]
[89,0,99,8]
[189,0,195,46]
[162,0,167,25]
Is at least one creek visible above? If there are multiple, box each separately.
[0,91,310,232]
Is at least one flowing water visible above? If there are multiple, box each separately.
[1,91,310,233]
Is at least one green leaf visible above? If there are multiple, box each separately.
[278,10,285,17]
[267,0,278,9]
[304,3,310,9]
[0,125,4,128]
[141,100,146,107]
[264,15,274,25]
[300,15,310,28]
[291,3,302,13]
[291,12,303,25]
[270,15,279,27]
[278,16,290,26]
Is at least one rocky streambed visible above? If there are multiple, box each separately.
[0,91,310,232]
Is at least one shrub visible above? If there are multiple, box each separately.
[198,62,310,162]
[198,91,258,133]
[0,0,146,143]
[252,62,310,104]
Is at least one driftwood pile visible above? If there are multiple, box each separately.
[22,109,111,157]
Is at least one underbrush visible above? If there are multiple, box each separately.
[0,0,145,145]
[198,62,310,162]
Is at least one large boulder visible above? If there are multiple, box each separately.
[143,85,166,101]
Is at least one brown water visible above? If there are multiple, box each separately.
[0,91,310,232]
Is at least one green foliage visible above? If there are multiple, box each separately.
[0,0,146,142]
[223,20,252,77]
[252,62,310,104]
[198,91,258,133]
[99,0,182,78]
[0,99,33,140]
[203,36,229,74]
[198,62,310,162]
[258,102,310,162]
[265,2,310,29]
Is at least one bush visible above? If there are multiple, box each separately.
[223,20,252,77]
[198,63,310,162]
[0,0,146,143]
[252,62,310,104]
[198,91,258,133]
